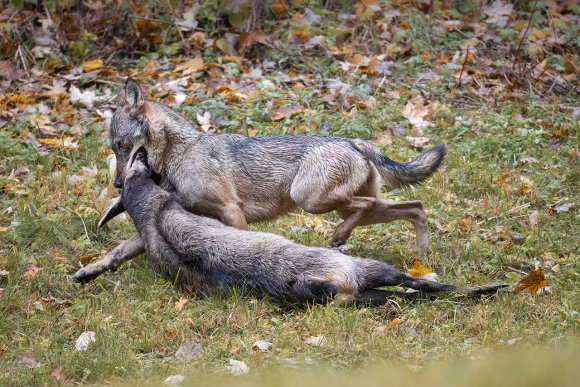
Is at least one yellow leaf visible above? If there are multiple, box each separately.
[174,297,188,312]
[39,138,63,147]
[407,259,433,278]
[515,269,547,295]
[80,58,104,72]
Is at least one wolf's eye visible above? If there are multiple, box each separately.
[116,142,124,151]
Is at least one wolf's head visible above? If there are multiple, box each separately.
[109,78,150,188]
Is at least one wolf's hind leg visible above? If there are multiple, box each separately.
[356,199,429,253]
[332,196,376,246]
[72,234,145,283]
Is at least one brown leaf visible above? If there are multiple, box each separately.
[515,269,548,295]
[350,95,377,109]
[50,365,64,382]
[401,95,432,129]
[174,57,205,75]
[272,105,305,121]
[236,30,269,55]
[372,129,392,146]
[458,216,473,230]
[23,265,42,280]
[76,253,100,264]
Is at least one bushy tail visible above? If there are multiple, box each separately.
[355,142,447,189]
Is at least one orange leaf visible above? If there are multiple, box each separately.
[515,269,547,295]
[374,318,403,334]
[174,297,188,312]
[50,365,64,382]
[407,259,433,278]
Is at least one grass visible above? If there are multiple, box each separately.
[1,53,579,387]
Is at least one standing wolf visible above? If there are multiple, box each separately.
[73,79,446,283]
[119,153,504,305]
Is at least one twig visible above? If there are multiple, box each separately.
[64,207,90,243]
[16,45,30,77]
[163,0,190,53]
[512,0,538,72]
[456,46,469,89]
[128,14,201,31]
[452,26,470,39]
[546,9,563,55]
[507,266,527,276]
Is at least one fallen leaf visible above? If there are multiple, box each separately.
[371,129,392,146]
[458,216,473,230]
[272,105,305,121]
[374,318,403,334]
[75,331,96,351]
[551,203,574,213]
[50,365,64,382]
[79,58,104,72]
[15,353,42,368]
[174,57,204,75]
[350,95,377,109]
[497,173,511,191]
[69,86,113,109]
[405,136,431,147]
[304,35,325,49]
[164,374,185,385]
[407,259,438,282]
[236,30,270,55]
[326,78,353,95]
[528,210,539,226]
[23,264,42,279]
[196,111,212,132]
[228,359,250,375]
[252,340,272,352]
[174,296,188,312]
[303,335,325,347]
[401,95,432,129]
[175,338,202,362]
[515,269,548,295]
[0,269,9,276]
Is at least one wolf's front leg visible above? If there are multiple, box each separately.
[72,234,144,283]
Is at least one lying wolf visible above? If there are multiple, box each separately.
[73,78,445,283]
[113,152,504,305]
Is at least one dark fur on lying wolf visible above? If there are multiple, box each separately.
[73,78,446,283]
[121,156,505,305]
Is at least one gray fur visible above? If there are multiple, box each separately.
[119,157,505,305]
[73,78,445,283]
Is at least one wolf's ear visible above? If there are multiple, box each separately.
[124,78,145,117]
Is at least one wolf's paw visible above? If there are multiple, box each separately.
[71,264,108,284]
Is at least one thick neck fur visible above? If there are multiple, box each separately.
[144,102,203,178]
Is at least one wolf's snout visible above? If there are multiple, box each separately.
[114,176,124,189]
